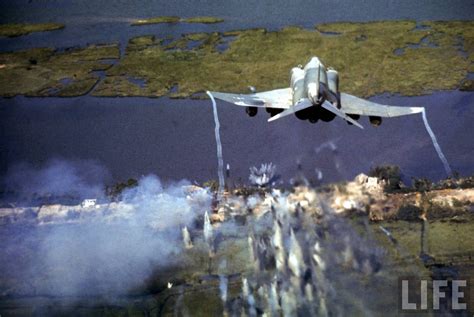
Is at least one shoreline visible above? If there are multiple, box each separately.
[0,20,472,98]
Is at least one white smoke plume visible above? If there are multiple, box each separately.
[1,159,109,203]
[235,191,390,316]
[182,226,193,249]
[203,210,216,256]
[0,160,212,297]
[249,163,277,187]
[288,229,305,278]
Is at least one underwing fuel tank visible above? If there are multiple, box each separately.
[290,67,305,105]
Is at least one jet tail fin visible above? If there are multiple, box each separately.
[268,99,313,122]
[321,101,364,129]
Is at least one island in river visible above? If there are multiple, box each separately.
[0,20,472,98]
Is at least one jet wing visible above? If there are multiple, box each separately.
[209,88,292,109]
[340,93,424,117]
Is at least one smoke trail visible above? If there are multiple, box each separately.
[206,91,225,198]
[421,109,452,177]
[204,211,213,246]
[1,159,109,203]
[0,161,213,298]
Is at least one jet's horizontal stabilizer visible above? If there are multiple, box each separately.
[268,99,313,122]
[321,101,364,129]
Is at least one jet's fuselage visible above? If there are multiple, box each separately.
[290,57,339,108]
[210,55,422,129]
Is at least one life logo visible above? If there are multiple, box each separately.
[399,277,472,314]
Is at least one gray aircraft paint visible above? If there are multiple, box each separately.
[210,57,424,128]
[210,56,452,177]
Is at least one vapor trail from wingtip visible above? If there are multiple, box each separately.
[207,91,225,198]
[421,108,452,177]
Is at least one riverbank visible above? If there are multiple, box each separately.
[0,174,472,315]
[1,20,472,98]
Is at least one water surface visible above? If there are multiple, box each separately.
[1,0,473,51]
[1,91,472,185]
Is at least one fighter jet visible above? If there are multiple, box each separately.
[209,57,424,129]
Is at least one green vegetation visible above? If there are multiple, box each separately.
[368,164,402,192]
[369,164,474,193]
[460,79,474,91]
[432,174,474,189]
[372,218,474,262]
[0,23,64,37]
[106,178,139,199]
[182,16,224,24]
[94,20,474,98]
[202,179,219,192]
[427,220,474,259]
[1,20,473,97]
[407,174,474,192]
[131,16,223,26]
[0,44,119,97]
[397,204,423,221]
[412,177,432,192]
